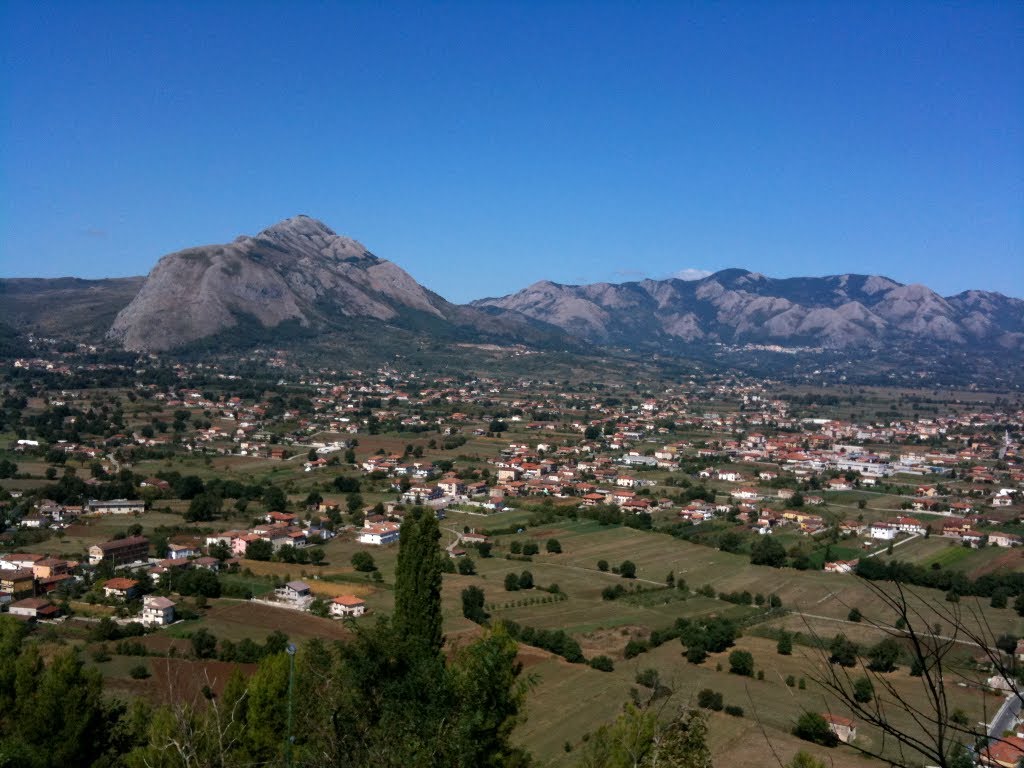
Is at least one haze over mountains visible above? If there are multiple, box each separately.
[2,216,1022,360]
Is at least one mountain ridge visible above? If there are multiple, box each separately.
[2,217,1021,361]
[474,269,1024,351]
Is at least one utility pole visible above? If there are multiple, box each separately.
[285,642,297,768]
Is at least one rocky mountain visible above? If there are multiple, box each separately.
[14,217,1019,368]
[0,276,146,341]
[473,269,1024,352]
[107,216,562,351]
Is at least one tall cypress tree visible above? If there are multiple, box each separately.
[393,508,444,654]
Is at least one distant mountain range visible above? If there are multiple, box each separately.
[475,271,1024,352]
[2,216,1022,364]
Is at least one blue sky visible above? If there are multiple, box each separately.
[2,1,1021,302]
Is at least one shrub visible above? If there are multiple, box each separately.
[685,643,708,665]
[777,632,793,655]
[351,551,377,572]
[635,668,660,688]
[129,663,150,680]
[697,688,723,711]
[728,650,754,677]
[624,639,649,659]
[828,634,858,667]
[867,637,901,672]
[461,585,488,624]
[601,584,626,601]
[793,712,838,747]
[724,705,744,717]
[853,676,873,703]
[588,655,614,672]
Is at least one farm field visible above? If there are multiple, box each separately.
[872,535,1024,577]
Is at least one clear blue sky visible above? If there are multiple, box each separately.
[2,1,1022,301]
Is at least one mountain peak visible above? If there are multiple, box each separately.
[257,215,337,240]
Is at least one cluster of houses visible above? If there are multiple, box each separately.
[204,510,334,557]
[16,497,148,530]
[0,546,176,625]
[268,578,366,618]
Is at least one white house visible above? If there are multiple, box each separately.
[166,542,201,560]
[277,580,312,604]
[989,532,1021,548]
[8,597,59,620]
[142,595,176,626]
[88,499,146,515]
[731,488,760,501]
[890,516,926,535]
[868,523,897,540]
[330,595,366,618]
[358,522,401,546]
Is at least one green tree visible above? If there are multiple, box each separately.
[853,676,874,703]
[750,536,787,567]
[504,572,520,591]
[393,508,444,655]
[191,628,218,659]
[0,619,127,768]
[262,484,286,511]
[546,538,562,554]
[461,586,488,624]
[786,750,828,768]
[575,702,712,768]
[246,538,273,561]
[351,551,377,572]
[728,650,754,677]
[597,559,609,572]
[777,631,793,655]
[867,637,901,672]
[828,634,858,667]
[185,492,222,522]
[517,570,534,590]
[793,712,839,747]
[457,556,476,576]
[619,560,637,579]
[696,689,723,711]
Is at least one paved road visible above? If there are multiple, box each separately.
[988,692,1023,740]
[865,533,920,558]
